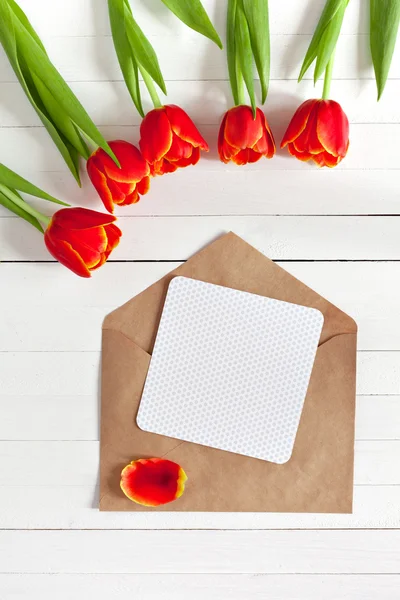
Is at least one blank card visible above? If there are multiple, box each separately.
[137,277,324,464]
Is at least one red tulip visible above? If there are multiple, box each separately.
[87,140,150,212]
[139,105,209,176]
[120,458,188,507]
[218,105,275,165]
[281,99,349,167]
[44,208,121,278]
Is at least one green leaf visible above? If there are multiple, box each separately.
[123,0,167,95]
[108,0,144,116]
[370,0,400,100]
[227,0,239,105]
[6,0,47,52]
[242,0,270,103]
[31,72,91,159]
[161,0,223,49]
[0,163,68,205]
[236,0,257,116]
[0,1,82,183]
[0,0,120,175]
[0,188,43,233]
[298,0,348,82]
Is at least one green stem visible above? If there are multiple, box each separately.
[138,64,163,109]
[0,184,51,226]
[322,52,335,100]
[236,64,245,105]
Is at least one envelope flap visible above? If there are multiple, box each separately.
[103,232,357,353]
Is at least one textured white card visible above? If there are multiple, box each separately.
[137,277,324,464]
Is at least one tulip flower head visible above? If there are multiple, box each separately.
[281,99,349,168]
[218,106,275,165]
[44,208,122,278]
[87,140,150,213]
[140,105,209,176]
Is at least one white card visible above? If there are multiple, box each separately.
[137,277,324,464]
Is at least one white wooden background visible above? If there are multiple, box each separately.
[0,0,399,597]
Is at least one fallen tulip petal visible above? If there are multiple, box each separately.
[120,458,188,507]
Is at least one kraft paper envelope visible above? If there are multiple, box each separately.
[100,232,357,513]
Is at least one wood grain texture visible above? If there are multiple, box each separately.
[1,530,399,574]
[0,0,398,594]
[1,486,399,530]
[12,0,367,37]
[1,262,400,351]
[0,351,398,396]
[2,216,400,261]
[0,574,399,600]
[0,440,398,487]
[1,395,398,441]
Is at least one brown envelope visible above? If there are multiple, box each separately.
[100,232,357,513]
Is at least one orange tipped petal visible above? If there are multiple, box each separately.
[86,162,116,213]
[164,105,209,150]
[287,142,314,162]
[137,176,150,196]
[44,235,91,278]
[140,108,173,164]
[254,113,276,158]
[224,106,264,149]
[91,141,150,184]
[104,223,122,255]
[316,100,349,158]
[51,207,117,229]
[166,135,195,161]
[281,99,318,148]
[120,458,188,507]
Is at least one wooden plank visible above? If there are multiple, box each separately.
[0,351,397,396]
[0,440,398,486]
[0,530,399,574]
[0,169,398,217]
[1,80,398,128]
[1,262,399,351]
[13,0,366,37]
[0,485,399,530]
[0,574,398,600]
[1,395,397,442]
[0,125,398,175]
[0,34,393,83]
[2,215,400,261]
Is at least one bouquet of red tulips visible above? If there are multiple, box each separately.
[0,0,398,277]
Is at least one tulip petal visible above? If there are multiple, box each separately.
[150,158,178,176]
[101,141,150,183]
[281,99,318,148]
[140,108,173,164]
[104,223,122,255]
[52,207,117,230]
[165,105,209,150]
[316,100,349,157]
[287,142,314,162]
[86,162,115,213]
[253,112,276,158]
[175,146,201,168]
[120,458,188,507]
[62,226,108,269]
[312,150,342,168]
[137,176,151,195]
[224,106,263,150]
[232,148,262,165]
[44,234,91,278]
[118,189,140,205]
[165,135,194,161]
